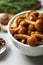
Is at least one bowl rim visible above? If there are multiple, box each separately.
[7,10,43,48]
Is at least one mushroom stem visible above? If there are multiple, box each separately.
[25,19,43,31]
[14,34,29,39]
[10,27,19,34]
[34,33,43,39]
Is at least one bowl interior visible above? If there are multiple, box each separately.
[7,10,43,48]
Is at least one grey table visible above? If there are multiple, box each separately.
[0,1,43,65]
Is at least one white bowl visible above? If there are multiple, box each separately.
[0,34,7,54]
[7,10,43,56]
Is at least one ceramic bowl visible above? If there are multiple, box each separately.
[7,10,43,56]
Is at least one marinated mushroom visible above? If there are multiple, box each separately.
[25,19,43,31]
[38,13,43,19]
[28,24,35,31]
[18,26,26,34]
[27,34,37,46]
[29,15,37,21]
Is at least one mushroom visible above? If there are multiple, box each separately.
[29,15,37,21]
[10,25,26,34]
[25,19,43,31]
[18,26,26,34]
[34,33,43,39]
[0,13,9,25]
[20,20,28,26]
[27,34,38,46]
[11,15,26,28]
[28,24,35,31]
[25,10,39,21]
[38,13,43,19]
[14,33,43,46]
[0,25,7,32]
[10,27,19,34]
[14,34,38,46]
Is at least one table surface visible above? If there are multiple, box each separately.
[0,1,43,65]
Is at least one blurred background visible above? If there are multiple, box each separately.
[0,0,42,14]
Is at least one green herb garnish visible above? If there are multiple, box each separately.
[0,0,41,14]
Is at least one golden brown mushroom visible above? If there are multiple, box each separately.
[18,26,26,34]
[28,24,35,31]
[27,34,38,46]
[14,34,38,46]
[38,13,43,19]
[25,19,43,31]
[10,25,26,34]
[11,15,26,28]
